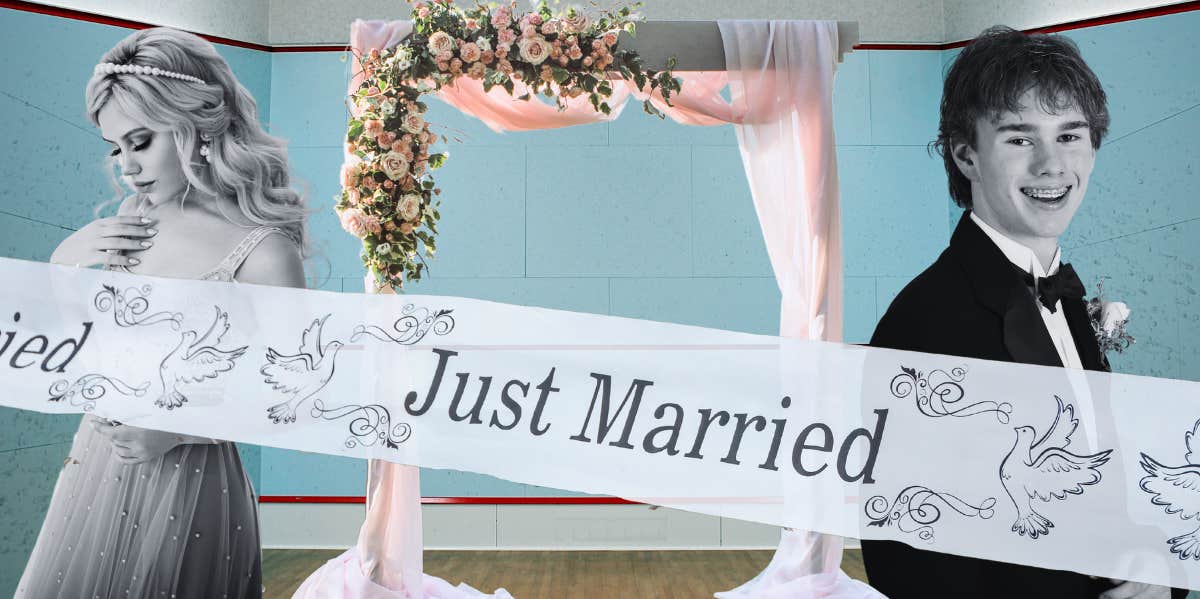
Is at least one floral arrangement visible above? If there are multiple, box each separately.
[340,0,681,290]
[1087,278,1134,366]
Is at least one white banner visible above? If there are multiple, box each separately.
[1,256,1198,589]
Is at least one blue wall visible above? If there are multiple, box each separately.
[0,4,1197,594]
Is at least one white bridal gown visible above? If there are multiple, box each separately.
[15,226,286,599]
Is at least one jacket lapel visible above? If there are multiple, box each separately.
[1062,296,1107,372]
[949,213,1063,368]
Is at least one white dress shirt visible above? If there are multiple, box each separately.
[970,212,1083,370]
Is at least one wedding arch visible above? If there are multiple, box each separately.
[331,1,860,595]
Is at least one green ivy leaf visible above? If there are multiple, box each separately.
[347,120,364,141]
[552,67,570,84]
[429,153,448,169]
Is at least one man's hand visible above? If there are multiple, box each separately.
[1100,580,1171,599]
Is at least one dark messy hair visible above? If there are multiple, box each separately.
[933,26,1109,208]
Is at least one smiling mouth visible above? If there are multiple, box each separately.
[132,181,155,191]
[1021,185,1071,203]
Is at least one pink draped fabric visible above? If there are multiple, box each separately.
[314,18,872,599]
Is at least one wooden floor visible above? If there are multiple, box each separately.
[264,548,867,598]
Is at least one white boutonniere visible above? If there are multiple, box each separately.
[1086,279,1135,365]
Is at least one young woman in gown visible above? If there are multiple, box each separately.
[17,27,307,598]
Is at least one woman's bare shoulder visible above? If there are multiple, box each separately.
[236,231,306,288]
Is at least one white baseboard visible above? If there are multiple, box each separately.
[260,503,861,551]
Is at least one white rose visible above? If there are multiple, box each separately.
[399,194,422,221]
[475,37,492,53]
[375,243,392,256]
[517,36,552,65]
[1100,301,1130,334]
[427,31,455,55]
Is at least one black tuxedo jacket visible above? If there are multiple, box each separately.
[861,213,1186,599]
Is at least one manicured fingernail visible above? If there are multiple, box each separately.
[140,241,153,248]
[146,228,158,235]
[140,217,151,223]
[129,258,140,265]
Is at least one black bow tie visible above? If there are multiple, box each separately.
[1020,263,1085,314]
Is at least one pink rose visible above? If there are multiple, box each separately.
[490,7,511,28]
[459,42,481,63]
[345,188,361,206]
[398,194,422,221]
[391,140,407,153]
[340,162,359,188]
[417,7,430,18]
[363,119,384,138]
[562,11,589,33]
[465,18,479,30]
[427,31,455,55]
[399,222,415,235]
[481,50,495,64]
[521,24,538,39]
[518,36,552,65]
[497,27,516,45]
[401,113,426,134]
[380,151,411,180]
[568,45,583,60]
[529,14,543,26]
[378,131,396,147]
[467,62,485,79]
[340,208,371,238]
[603,31,618,47]
[540,20,559,35]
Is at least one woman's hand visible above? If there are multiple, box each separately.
[90,419,183,464]
[50,215,156,268]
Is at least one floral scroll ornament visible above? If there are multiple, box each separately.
[94,284,182,329]
[890,365,1012,422]
[342,0,680,291]
[351,304,455,344]
[48,374,149,412]
[865,486,996,542]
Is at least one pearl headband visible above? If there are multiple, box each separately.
[94,62,207,85]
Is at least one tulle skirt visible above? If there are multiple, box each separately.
[16,415,262,598]
[293,548,514,599]
[714,530,884,599]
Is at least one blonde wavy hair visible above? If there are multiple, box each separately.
[86,27,310,256]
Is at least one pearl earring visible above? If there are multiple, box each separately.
[199,133,213,163]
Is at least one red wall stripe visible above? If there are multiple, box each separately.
[259,495,641,505]
[4,0,1198,52]
[0,0,273,51]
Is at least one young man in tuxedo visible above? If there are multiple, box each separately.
[860,26,1182,599]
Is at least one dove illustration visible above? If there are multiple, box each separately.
[156,306,248,409]
[1000,396,1112,539]
[261,315,344,424]
[1140,418,1200,560]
